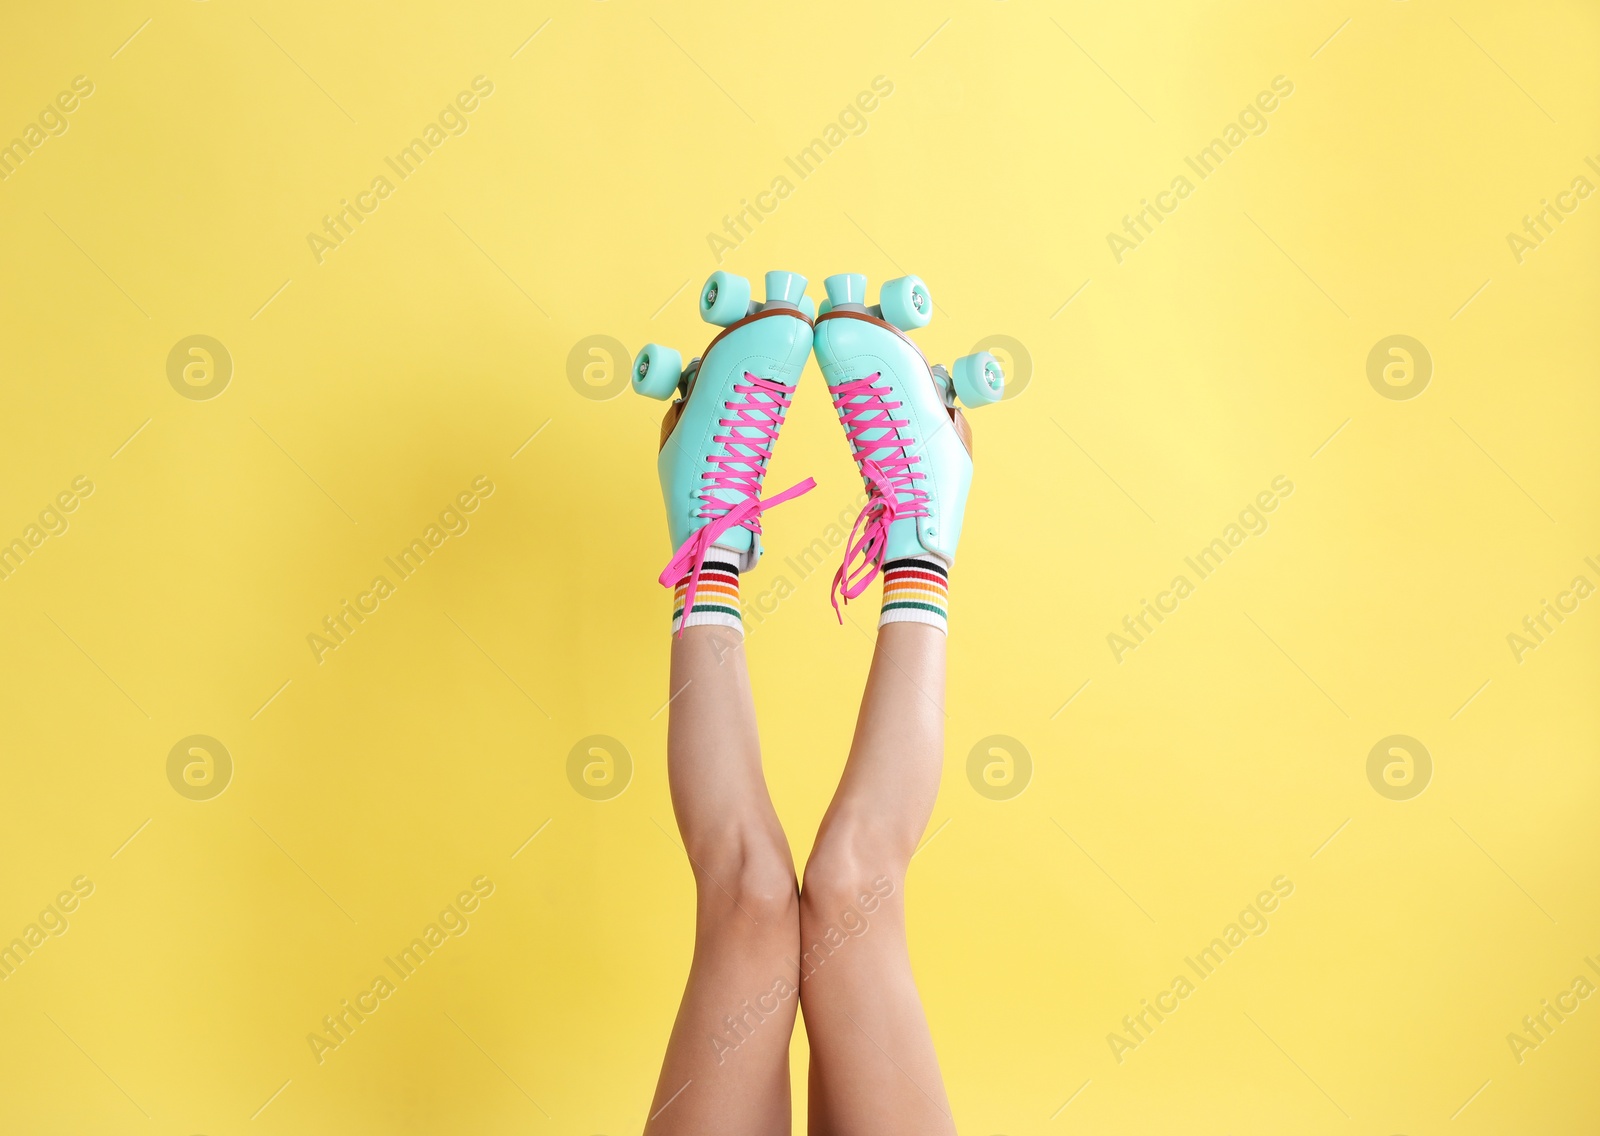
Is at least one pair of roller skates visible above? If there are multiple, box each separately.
[634,270,1005,628]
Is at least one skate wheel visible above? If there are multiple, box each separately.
[817,297,833,318]
[632,344,682,400]
[880,275,932,331]
[952,351,1003,406]
[700,271,751,327]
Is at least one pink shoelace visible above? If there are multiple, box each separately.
[829,372,931,620]
[659,371,814,634]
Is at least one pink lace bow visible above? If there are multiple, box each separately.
[659,372,814,635]
[828,373,931,620]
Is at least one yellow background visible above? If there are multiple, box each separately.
[1,0,1597,1132]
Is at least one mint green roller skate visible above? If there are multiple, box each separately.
[810,272,1004,617]
[632,270,817,630]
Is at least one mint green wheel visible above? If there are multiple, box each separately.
[952,351,1003,406]
[799,294,816,321]
[880,275,932,331]
[700,271,750,327]
[632,343,682,400]
[817,297,833,318]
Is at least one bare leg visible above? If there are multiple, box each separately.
[800,622,957,1135]
[644,628,801,1136]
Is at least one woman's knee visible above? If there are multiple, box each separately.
[799,825,905,923]
[689,827,797,930]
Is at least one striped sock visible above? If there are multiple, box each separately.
[672,548,743,636]
[879,556,949,634]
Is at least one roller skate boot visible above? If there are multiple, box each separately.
[632,270,817,633]
[810,272,1003,622]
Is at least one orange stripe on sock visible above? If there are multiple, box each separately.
[883,583,947,603]
[672,588,739,604]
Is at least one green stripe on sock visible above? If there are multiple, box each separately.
[677,603,742,621]
[881,600,947,616]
